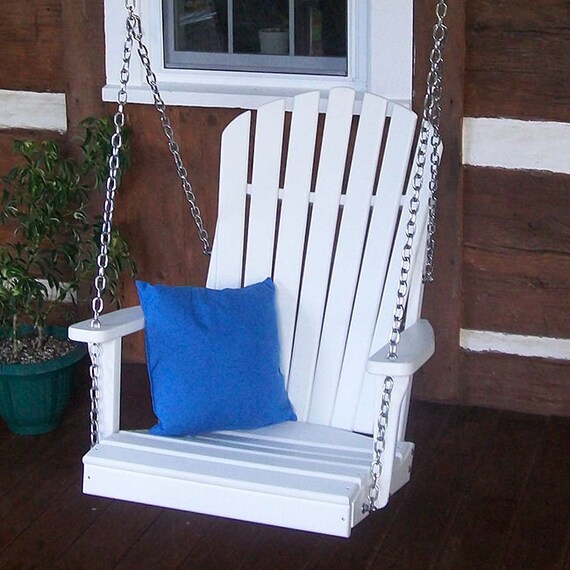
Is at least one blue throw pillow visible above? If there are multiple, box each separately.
[136,278,296,436]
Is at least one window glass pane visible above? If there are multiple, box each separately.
[295,1,347,58]
[164,0,348,76]
[172,1,228,53]
[233,0,289,55]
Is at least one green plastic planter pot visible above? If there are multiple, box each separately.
[0,326,86,435]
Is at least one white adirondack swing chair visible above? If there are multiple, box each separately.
[69,3,447,538]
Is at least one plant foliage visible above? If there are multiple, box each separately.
[0,117,136,358]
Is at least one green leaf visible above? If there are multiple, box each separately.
[0,115,135,342]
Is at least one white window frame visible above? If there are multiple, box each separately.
[102,0,413,109]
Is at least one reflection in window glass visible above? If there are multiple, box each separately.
[165,0,348,75]
[172,1,227,53]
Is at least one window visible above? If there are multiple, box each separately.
[102,0,413,109]
[163,0,347,76]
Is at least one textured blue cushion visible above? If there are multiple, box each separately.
[136,278,296,436]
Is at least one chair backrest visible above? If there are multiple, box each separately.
[206,88,430,435]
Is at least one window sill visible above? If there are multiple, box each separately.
[102,82,411,111]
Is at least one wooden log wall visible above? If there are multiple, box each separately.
[459,0,570,415]
[0,1,65,93]
[0,0,66,168]
[1,1,568,416]
[412,0,465,405]
[0,1,67,254]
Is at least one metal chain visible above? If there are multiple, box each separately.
[87,1,212,447]
[363,377,394,511]
[88,5,135,447]
[128,12,211,256]
[423,0,448,283]
[363,0,448,513]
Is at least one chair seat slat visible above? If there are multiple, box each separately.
[286,87,357,421]
[86,433,369,498]
[103,430,370,479]
[206,111,251,289]
[273,91,321,382]
[309,93,389,425]
[332,104,418,430]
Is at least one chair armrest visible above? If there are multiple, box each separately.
[367,319,435,377]
[68,306,145,343]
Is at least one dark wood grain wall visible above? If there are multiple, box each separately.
[0,0,66,168]
[464,0,570,123]
[2,1,568,416]
[412,0,465,405]
[0,1,67,249]
[0,0,65,93]
[459,0,570,415]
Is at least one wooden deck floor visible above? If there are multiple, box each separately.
[1,363,569,570]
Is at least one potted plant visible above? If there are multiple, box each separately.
[0,117,136,435]
[258,2,289,55]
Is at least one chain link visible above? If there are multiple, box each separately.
[363,0,448,514]
[87,1,212,447]
[88,343,102,447]
[87,8,135,447]
[363,377,394,512]
[423,1,448,283]
[128,12,211,257]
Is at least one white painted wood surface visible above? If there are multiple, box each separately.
[206,112,251,290]
[308,94,388,425]
[352,134,440,434]
[244,99,285,286]
[69,306,144,343]
[460,329,570,361]
[286,87,356,421]
[70,88,435,536]
[0,90,67,132]
[368,320,435,376]
[273,91,321,382]
[331,104,418,430]
[463,117,570,174]
[83,424,376,537]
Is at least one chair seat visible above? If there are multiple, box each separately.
[83,421,412,537]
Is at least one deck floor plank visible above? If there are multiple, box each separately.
[60,500,163,569]
[0,487,110,568]
[432,411,547,569]
[0,393,88,556]
[114,510,217,570]
[367,406,501,569]
[179,516,333,570]
[500,416,570,570]
[0,364,569,569]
